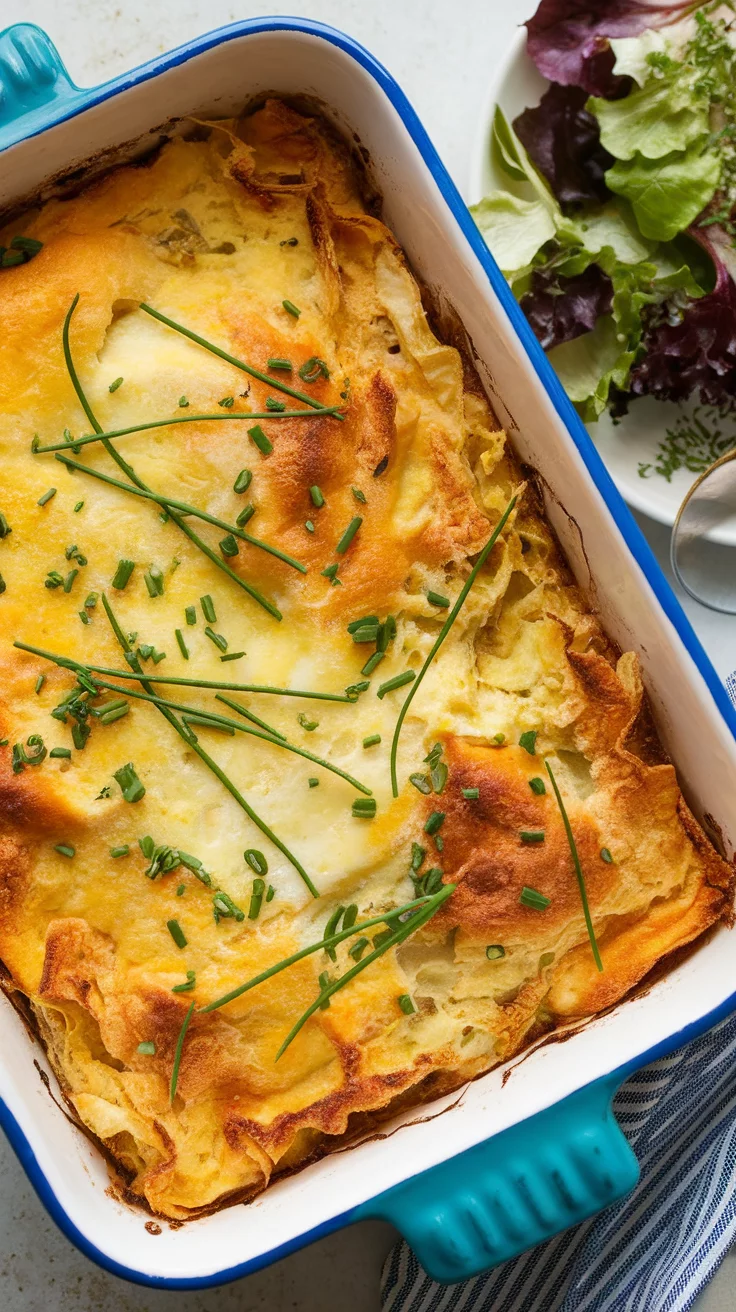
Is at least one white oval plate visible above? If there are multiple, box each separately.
[469,28,736,540]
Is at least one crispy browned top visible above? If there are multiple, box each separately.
[0,100,730,1218]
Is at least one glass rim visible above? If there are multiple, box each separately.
[670,446,736,615]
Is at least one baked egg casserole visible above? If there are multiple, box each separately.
[0,99,731,1220]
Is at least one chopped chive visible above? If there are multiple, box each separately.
[179,396,189,408]
[167,918,187,949]
[519,885,550,910]
[309,486,325,508]
[362,651,385,676]
[236,504,255,527]
[266,885,276,902]
[49,746,72,759]
[529,777,546,795]
[1,249,24,267]
[351,487,366,504]
[200,594,216,623]
[377,616,396,652]
[424,811,445,836]
[519,730,537,756]
[234,469,252,494]
[172,970,196,993]
[324,905,346,961]
[265,397,286,412]
[0,575,6,594]
[282,299,301,318]
[45,570,64,590]
[220,651,245,662]
[390,497,516,797]
[336,516,362,554]
[110,845,129,857]
[0,514,11,538]
[308,777,319,788]
[249,877,265,919]
[176,884,186,896]
[111,559,135,590]
[35,674,45,694]
[298,712,318,731]
[218,396,234,409]
[219,534,239,557]
[98,703,129,725]
[185,605,196,626]
[411,843,426,871]
[377,670,415,699]
[431,762,448,794]
[485,945,505,960]
[462,787,479,799]
[79,611,90,624]
[74,501,84,512]
[54,844,75,858]
[520,830,545,844]
[600,847,614,864]
[248,424,272,455]
[137,1041,156,1055]
[11,235,43,255]
[113,762,146,803]
[346,680,370,698]
[349,937,369,961]
[352,798,377,818]
[427,591,450,608]
[205,626,228,652]
[281,237,298,247]
[268,358,292,372]
[213,891,245,922]
[37,488,56,507]
[398,994,415,1015]
[63,569,78,593]
[351,622,379,643]
[245,850,268,876]
[363,733,381,748]
[305,520,315,533]
[410,773,431,795]
[493,733,505,745]
[343,904,358,930]
[298,357,329,382]
[85,591,98,609]
[108,377,124,393]
[175,629,189,660]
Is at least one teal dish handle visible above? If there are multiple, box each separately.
[356,1074,639,1285]
[0,25,85,147]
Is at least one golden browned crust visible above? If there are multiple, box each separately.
[0,99,730,1219]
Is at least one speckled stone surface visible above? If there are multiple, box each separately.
[0,2,734,1307]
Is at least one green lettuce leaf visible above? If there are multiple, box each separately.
[589,76,709,160]
[547,317,635,423]
[471,192,557,277]
[606,141,721,241]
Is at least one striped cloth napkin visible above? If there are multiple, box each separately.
[381,677,736,1312]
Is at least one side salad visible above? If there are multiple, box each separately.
[472,0,736,428]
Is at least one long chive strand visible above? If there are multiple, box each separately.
[53,452,306,574]
[199,890,450,1015]
[63,297,283,620]
[389,496,516,797]
[12,641,353,702]
[139,303,343,419]
[85,676,373,795]
[100,595,319,898]
[274,887,452,1060]
[544,759,603,972]
[32,407,344,455]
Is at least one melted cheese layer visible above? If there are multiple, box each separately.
[0,100,730,1218]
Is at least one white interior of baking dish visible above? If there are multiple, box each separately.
[1,23,735,1283]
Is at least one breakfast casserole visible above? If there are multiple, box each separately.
[0,98,730,1220]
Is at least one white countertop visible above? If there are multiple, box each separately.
[0,2,734,1309]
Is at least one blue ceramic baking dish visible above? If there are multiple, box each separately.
[0,15,734,1290]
